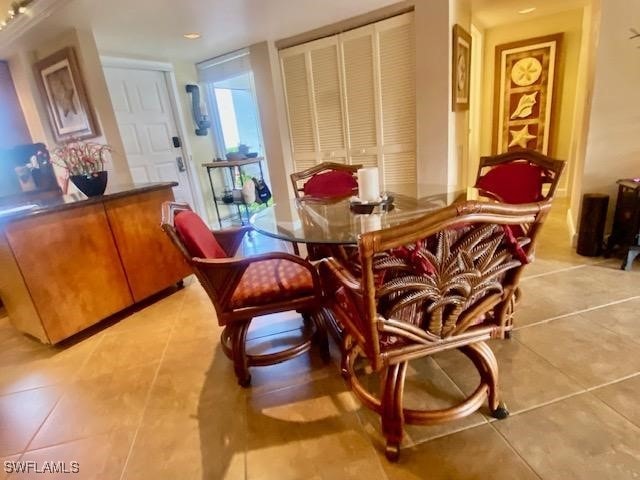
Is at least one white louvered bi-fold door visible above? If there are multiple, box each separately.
[310,39,347,165]
[341,24,379,171]
[377,13,416,195]
[281,51,317,172]
[280,12,415,191]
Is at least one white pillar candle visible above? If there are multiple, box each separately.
[360,213,382,233]
[357,167,380,202]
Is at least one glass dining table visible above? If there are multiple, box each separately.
[250,184,471,245]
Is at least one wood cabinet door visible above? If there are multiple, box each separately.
[104,188,191,302]
[5,204,134,343]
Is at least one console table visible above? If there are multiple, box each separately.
[202,158,266,228]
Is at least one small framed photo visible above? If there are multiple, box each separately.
[452,24,472,112]
[34,47,99,142]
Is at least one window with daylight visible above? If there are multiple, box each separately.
[198,50,264,158]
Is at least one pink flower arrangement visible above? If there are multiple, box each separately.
[52,140,112,177]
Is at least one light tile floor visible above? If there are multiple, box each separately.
[0,202,639,479]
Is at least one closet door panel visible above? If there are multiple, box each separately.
[309,42,346,156]
[341,27,378,159]
[280,12,415,181]
[281,51,316,171]
[377,13,416,188]
[351,155,378,169]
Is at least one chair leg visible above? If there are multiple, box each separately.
[228,321,252,387]
[461,342,509,420]
[380,362,407,462]
[311,311,330,362]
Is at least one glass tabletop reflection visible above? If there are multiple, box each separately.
[250,184,471,245]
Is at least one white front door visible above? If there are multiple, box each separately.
[103,66,195,205]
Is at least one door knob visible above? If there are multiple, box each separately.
[176,156,186,172]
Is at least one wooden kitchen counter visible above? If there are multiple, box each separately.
[0,182,191,343]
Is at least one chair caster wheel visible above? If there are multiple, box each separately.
[238,375,252,388]
[491,402,510,420]
[385,443,400,462]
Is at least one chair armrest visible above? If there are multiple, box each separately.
[319,257,362,292]
[211,225,252,257]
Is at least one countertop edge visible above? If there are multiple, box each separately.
[0,182,178,225]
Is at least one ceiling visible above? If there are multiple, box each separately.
[1,0,592,62]
[9,0,400,62]
[472,0,590,29]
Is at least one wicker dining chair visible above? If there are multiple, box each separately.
[318,200,551,461]
[290,161,362,199]
[475,149,565,204]
[288,162,363,258]
[161,202,328,387]
[475,149,564,314]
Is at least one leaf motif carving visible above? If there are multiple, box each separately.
[375,223,527,338]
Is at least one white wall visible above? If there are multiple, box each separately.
[249,41,294,199]
[448,0,471,188]
[414,0,453,189]
[9,28,133,187]
[580,0,640,230]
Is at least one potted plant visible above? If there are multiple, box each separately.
[52,140,112,197]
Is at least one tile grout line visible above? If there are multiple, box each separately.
[505,390,588,417]
[514,295,640,331]
[19,331,108,455]
[519,257,610,282]
[407,420,488,449]
[17,393,65,458]
[487,420,545,480]
[583,386,640,430]
[520,263,588,281]
[117,289,186,480]
[402,359,489,448]
[494,336,590,416]
[585,371,640,392]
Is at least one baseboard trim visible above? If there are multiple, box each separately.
[566,208,578,247]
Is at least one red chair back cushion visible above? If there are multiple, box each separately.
[303,170,357,198]
[174,210,227,259]
[476,163,544,204]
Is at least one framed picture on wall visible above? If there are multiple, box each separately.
[452,24,472,112]
[34,47,99,143]
[492,33,563,155]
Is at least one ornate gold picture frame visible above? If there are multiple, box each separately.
[492,33,563,154]
[452,24,472,112]
[34,47,99,143]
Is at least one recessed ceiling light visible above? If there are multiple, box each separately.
[183,33,201,40]
[518,7,536,14]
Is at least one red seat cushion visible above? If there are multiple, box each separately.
[174,210,227,259]
[230,259,314,309]
[476,163,544,204]
[303,170,358,198]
